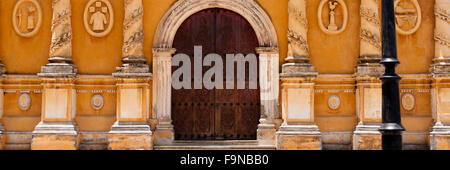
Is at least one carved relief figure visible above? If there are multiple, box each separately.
[327,1,339,31]
[318,0,348,35]
[84,0,114,37]
[27,6,36,30]
[394,0,422,35]
[12,0,42,37]
[89,2,108,31]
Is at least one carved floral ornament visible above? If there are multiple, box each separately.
[12,0,42,38]
[394,0,422,35]
[84,0,114,37]
[318,0,348,35]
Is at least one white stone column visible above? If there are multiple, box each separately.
[277,0,321,150]
[430,0,450,150]
[256,47,279,146]
[353,0,383,150]
[32,0,78,150]
[152,48,176,145]
[109,0,152,150]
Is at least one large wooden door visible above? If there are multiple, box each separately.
[172,8,260,140]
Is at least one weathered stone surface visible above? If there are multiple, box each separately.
[0,123,4,150]
[31,121,79,150]
[354,134,381,150]
[257,123,276,146]
[31,134,79,150]
[432,135,450,150]
[108,121,152,150]
[108,134,152,150]
[353,123,381,150]
[277,134,321,150]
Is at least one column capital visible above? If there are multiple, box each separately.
[152,48,177,56]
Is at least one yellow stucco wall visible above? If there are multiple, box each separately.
[0,0,438,149]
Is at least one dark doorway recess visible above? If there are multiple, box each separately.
[172,8,260,140]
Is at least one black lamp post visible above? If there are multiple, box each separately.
[379,0,405,150]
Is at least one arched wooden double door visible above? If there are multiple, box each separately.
[172,8,260,140]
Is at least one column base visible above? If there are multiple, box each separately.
[430,123,450,150]
[352,122,381,150]
[257,122,276,146]
[38,63,77,77]
[0,123,4,150]
[154,123,174,145]
[276,123,322,150]
[31,121,79,150]
[108,121,153,150]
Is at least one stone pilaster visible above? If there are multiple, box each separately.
[256,47,279,146]
[32,0,79,150]
[430,0,450,150]
[352,0,383,150]
[0,60,5,150]
[152,48,175,145]
[109,0,152,150]
[277,0,321,150]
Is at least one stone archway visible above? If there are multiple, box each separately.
[152,0,279,146]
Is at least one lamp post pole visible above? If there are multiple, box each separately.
[379,0,405,150]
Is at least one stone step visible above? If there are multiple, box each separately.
[154,140,276,150]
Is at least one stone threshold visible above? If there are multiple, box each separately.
[154,140,276,150]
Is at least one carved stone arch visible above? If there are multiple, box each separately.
[153,0,278,48]
[152,0,279,146]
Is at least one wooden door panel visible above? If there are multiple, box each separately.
[172,8,260,140]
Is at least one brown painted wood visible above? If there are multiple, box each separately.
[172,8,260,140]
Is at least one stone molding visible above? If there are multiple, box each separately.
[152,0,279,146]
[153,0,278,48]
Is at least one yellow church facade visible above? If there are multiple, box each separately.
[0,0,448,150]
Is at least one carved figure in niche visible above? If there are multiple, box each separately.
[84,0,114,37]
[27,6,36,30]
[12,0,42,37]
[394,0,421,35]
[327,1,338,31]
[89,2,108,31]
[317,0,348,35]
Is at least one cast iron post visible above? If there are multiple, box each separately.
[379,0,405,150]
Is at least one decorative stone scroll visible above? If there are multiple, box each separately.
[360,0,381,55]
[394,0,422,35]
[49,0,73,58]
[122,0,144,58]
[287,0,308,58]
[12,0,42,38]
[318,0,348,35]
[84,0,114,37]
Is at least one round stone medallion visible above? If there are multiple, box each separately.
[18,93,31,111]
[91,94,104,110]
[402,93,415,111]
[12,0,43,37]
[328,95,341,110]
